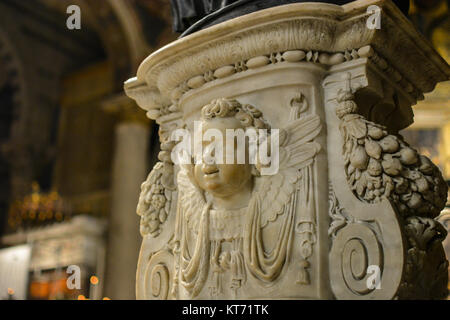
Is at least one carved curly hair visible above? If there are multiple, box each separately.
[201,98,270,131]
[199,98,272,176]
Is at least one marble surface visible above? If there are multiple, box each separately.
[126,0,450,299]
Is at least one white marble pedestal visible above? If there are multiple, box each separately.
[125,0,449,299]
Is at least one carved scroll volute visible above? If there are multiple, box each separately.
[324,72,406,300]
[143,250,174,300]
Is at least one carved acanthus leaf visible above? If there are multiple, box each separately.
[397,216,449,299]
[328,184,351,239]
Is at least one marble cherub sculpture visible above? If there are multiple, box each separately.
[171,97,322,299]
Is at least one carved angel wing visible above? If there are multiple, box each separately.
[258,114,322,227]
[177,167,207,234]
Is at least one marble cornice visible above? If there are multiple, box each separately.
[125,0,450,117]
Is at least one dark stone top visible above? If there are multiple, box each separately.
[170,0,410,37]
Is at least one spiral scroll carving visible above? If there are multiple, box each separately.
[330,223,383,299]
[144,250,173,300]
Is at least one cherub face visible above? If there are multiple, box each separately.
[194,117,253,199]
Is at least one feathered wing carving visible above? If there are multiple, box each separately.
[173,167,211,298]
[244,113,322,284]
[176,167,206,234]
[258,114,322,228]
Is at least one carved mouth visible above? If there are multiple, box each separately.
[205,170,219,177]
[203,165,219,176]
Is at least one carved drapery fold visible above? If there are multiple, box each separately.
[243,193,295,283]
[178,201,211,298]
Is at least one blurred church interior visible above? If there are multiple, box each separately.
[0,0,448,300]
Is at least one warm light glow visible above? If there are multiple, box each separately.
[77,295,86,300]
[7,288,14,295]
[7,182,72,231]
[102,297,111,300]
[90,276,99,285]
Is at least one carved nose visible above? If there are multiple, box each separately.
[202,164,219,175]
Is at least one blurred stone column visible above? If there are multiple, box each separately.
[102,95,150,299]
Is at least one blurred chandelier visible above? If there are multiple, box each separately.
[8,182,72,231]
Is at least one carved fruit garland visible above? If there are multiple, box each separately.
[137,123,177,238]
[137,162,174,237]
[336,89,447,219]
